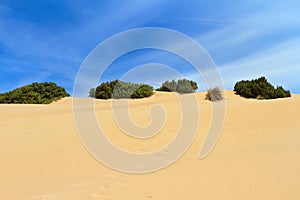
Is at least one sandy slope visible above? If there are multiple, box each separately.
[1,91,300,200]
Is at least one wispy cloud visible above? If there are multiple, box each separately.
[184,2,300,92]
[219,38,300,91]
[0,0,168,93]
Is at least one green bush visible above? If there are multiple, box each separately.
[88,88,96,98]
[156,79,198,93]
[0,82,70,104]
[94,80,153,99]
[234,77,291,99]
[205,87,224,101]
[130,84,154,98]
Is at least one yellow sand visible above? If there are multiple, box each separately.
[1,91,300,200]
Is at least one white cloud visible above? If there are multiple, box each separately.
[191,1,299,62]
[184,2,300,92]
[219,37,300,91]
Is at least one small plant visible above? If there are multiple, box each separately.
[205,87,224,101]
[88,88,96,98]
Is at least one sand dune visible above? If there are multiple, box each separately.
[1,91,300,199]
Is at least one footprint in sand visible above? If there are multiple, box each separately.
[71,180,91,187]
[90,193,101,198]
[27,195,46,200]
[104,173,117,179]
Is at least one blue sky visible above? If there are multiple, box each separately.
[0,0,300,96]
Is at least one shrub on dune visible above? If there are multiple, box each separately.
[88,88,96,98]
[93,80,153,99]
[0,82,69,104]
[234,76,291,99]
[205,87,224,101]
[156,79,198,93]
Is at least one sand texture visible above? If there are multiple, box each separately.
[1,91,300,200]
